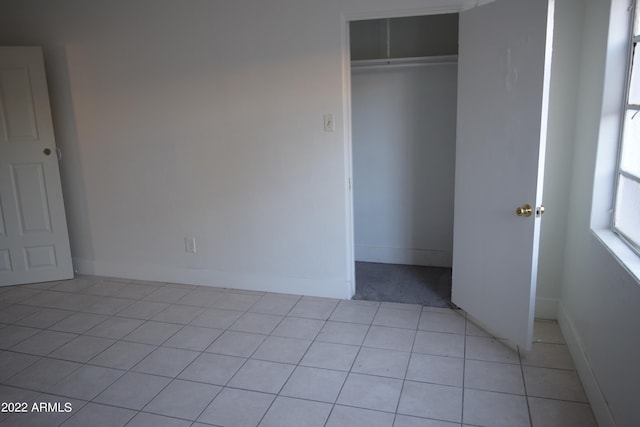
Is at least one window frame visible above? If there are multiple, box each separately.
[611,0,640,256]
[590,0,640,286]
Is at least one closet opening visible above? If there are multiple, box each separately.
[350,14,459,307]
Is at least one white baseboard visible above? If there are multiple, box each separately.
[557,303,616,427]
[72,258,353,300]
[534,297,558,319]
[355,245,452,267]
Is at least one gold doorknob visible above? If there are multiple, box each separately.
[516,204,533,217]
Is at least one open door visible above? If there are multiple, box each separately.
[452,0,554,350]
[0,47,73,286]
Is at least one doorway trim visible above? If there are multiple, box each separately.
[340,1,491,298]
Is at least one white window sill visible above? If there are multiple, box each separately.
[592,228,640,284]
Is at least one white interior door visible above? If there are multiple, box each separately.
[452,0,554,350]
[0,47,73,286]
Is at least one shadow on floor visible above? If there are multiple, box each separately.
[353,261,452,308]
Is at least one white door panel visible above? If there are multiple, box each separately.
[452,0,553,350]
[0,47,73,286]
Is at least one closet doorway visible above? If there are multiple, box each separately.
[350,15,458,307]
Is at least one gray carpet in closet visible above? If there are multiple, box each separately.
[353,262,452,308]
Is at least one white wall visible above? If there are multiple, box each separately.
[352,63,457,267]
[552,0,640,425]
[0,0,475,298]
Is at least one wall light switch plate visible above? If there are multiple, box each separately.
[324,113,335,132]
[185,235,196,253]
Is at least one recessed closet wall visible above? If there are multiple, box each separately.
[351,14,458,268]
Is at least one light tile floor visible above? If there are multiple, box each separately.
[0,276,598,427]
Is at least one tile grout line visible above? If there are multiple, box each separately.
[391,303,422,426]
[89,289,287,425]
[322,299,381,427]
[140,291,272,424]
[305,297,347,427]
[461,309,467,427]
[201,295,332,426]
[25,285,233,424]
[248,297,338,427]
[520,344,535,427]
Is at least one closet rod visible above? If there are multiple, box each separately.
[351,55,458,71]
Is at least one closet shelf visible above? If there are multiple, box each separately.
[351,55,458,71]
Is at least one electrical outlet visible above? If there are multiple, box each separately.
[185,235,196,253]
[324,113,335,132]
